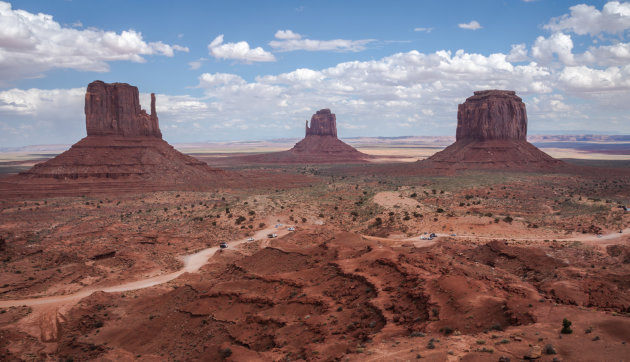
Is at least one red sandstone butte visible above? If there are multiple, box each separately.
[85,81,162,138]
[233,109,369,164]
[456,90,527,141]
[421,90,563,170]
[0,81,237,197]
[305,109,337,137]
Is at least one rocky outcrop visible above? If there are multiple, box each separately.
[305,109,337,137]
[6,80,241,196]
[85,81,161,138]
[456,90,527,141]
[421,90,563,171]
[230,109,369,164]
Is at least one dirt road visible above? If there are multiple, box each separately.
[0,225,289,308]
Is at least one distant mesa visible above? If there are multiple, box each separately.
[4,80,236,196]
[235,108,370,164]
[421,90,563,170]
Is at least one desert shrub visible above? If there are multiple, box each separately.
[436,208,444,213]
[220,347,232,359]
[235,216,246,225]
[503,216,513,223]
[561,318,573,334]
[440,327,454,335]
[544,344,557,354]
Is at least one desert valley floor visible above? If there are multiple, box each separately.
[0,141,629,361]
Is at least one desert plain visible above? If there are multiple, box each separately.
[1,132,630,361]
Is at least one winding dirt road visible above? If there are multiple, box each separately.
[0,225,290,308]
[1,226,626,309]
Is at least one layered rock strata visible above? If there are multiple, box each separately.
[7,81,234,195]
[305,109,337,137]
[456,90,526,141]
[85,81,162,138]
[422,90,563,170]
[234,109,369,164]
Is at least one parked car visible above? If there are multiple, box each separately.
[288,227,295,231]
[430,233,437,238]
[450,233,457,237]
[219,242,228,248]
[267,233,277,238]
[247,237,255,241]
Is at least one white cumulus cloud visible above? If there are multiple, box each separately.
[274,29,302,40]
[506,43,529,62]
[458,21,482,30]
[544,1,630,36]
[269,30,375,52]
[208,34,276,62]
[532,32,575,66]
[0,1,187,84]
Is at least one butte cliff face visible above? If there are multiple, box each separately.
[456,90,527,141]
[422,90,563,170]
[305,109,337,137]
[85,81,162,138]
[231,109,369,164]
[6,81,236,196]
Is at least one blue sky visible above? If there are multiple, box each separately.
[1,0,629,147]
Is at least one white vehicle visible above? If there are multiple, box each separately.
[267,233,277,238]
[288,227,295,231]
[420,235,427,240]
[247,237,255,241]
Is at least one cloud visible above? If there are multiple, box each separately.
[414,27,433,33]
[189,48,558,140]
[544,1,630,36]
[269,30,375,52]
[274,29,301,40]
[558,65,630,92]
[458,21,482,30]
[532,32,575,66]
[188,58,207,70]
[207,34,276,62]
[0,1,188,84]
[506,43,529,62]
[579,42,630,66]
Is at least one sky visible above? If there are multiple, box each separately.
[1,0,629,148]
